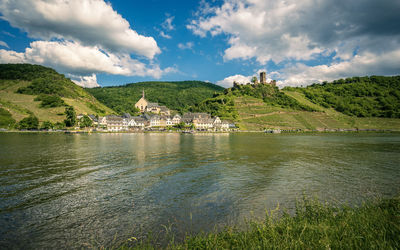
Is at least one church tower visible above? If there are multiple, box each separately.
[135,89,149,113]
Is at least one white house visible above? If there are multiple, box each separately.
[149,115,160,127]
[166,117,173,126]
[172,114,181,125]
[106,115,128,131]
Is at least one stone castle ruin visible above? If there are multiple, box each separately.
[233,71,276,87]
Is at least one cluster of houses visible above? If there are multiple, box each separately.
[85,112,235,132]
[78,91,236,132]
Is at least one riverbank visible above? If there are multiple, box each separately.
[1,128,400,134]
[120,196,400,249]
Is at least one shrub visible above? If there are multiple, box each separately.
[79,115,93,128]
[40,121,54,130]
[17,115,39,130]
[34,94,65,108]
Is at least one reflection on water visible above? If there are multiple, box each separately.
[1,133,400,248]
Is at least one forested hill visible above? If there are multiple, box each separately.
[0,64,113,128]
[190,76,400,131]
[86,81,224,114]
[284,76,400,118]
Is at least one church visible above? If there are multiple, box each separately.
[135,90,170,116]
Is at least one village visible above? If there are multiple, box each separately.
[77,90,236,132]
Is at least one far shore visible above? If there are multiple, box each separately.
[1,128,399,134]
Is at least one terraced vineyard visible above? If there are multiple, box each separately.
[235,92,400,131]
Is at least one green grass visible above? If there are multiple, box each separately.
[0,64,115,123]
[119,196,400,249]
[0,107,15,128]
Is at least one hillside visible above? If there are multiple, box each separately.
[284,76,400,118]
[192,79,400,131]
[0,64,114,128]
[86,81,224,114]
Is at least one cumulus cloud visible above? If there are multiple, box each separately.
[71,74,100,88]
[0,41,176,87]
[178,42,194,50]
[189,0,400,64]
[216,74,251,88]
[0,0,160,59]
[0,49,25,63]
[280,50,400,86]
[0,41,9,48]
[0,0,178,87]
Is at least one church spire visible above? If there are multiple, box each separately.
[142,88,145,99]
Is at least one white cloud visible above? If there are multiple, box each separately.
[188,0,327,64]
[0,49,25,63]
[71,74,100,88]
[162,16,175,31]
[0,41,9,48]
[216,74,251,88]
[0,0,179,87]
[160,31,172,39]
[189,0,400,67]
[280,50,400,86]
[0,41,175,79]
[178,42,194,50]
[0,0,160,59]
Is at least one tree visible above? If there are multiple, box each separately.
[251,76,258,84]
[40,121,54,130]
[17,115,39,130]
[34,94,65,108]
[79,115,93,128]
[174,122,186,130]
[54,122,65,130]
[64,106,76,127]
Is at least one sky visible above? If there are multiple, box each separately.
[0,0,399,88]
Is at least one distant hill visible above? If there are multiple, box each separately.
[0,64,114,128]
[86,81,224,114]
[284,76,400,118]
[191,78,400,131]
[1,63,399,131]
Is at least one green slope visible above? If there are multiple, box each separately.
[86,81,224,114]
[0,64,114,127]
[192,80,400,131]
[284,76,400,118]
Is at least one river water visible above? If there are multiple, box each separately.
[1,133,399,248]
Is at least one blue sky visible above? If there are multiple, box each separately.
[1,0,399,88]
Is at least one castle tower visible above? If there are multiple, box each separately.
[260,72,266,84]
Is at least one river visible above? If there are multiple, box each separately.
[1,133,399,248]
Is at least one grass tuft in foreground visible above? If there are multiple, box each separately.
[120,197,400,249]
